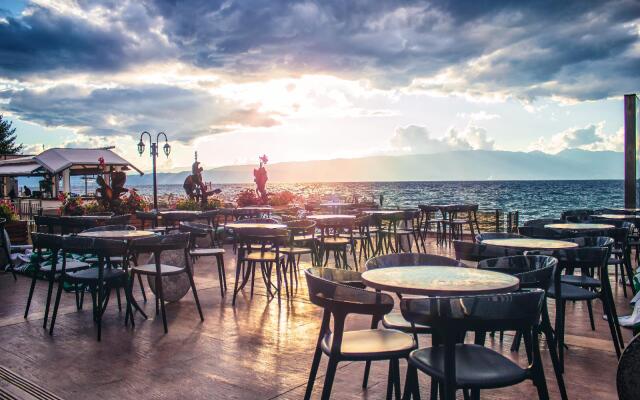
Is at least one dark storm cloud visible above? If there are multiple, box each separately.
[1,84,279,142]
[1,0,639,100]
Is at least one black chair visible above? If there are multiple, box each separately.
[452,240,521,265]
[304,267,415,400]
[523,218,563,228]
[135,210,167,234]
[401,290,549,400]
[529,244,623,370]
[33,215,61,234]
[180,221,226,298]
[129,233,203,333]
[478,255,568,400]
[0,218,32,280]
[232,227,289,305]
[24,233,90,327]
[281,219,317,285]
[475,232,524,242]
[617,333,640,400]
[561,209,594,222]
[48,235,131,341]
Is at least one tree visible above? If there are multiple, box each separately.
[0,115,23,154]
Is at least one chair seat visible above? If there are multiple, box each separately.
[322,329,414,359]
[244,252,285,261]
[11,244,32,252]
[382,312,431,334]
[40,259,90,272]
[277,247,312,255]
[293,234,315,242]
[548,282,599,301]
[322,238,350,246]
[147,227,168,233]
[66,267,127,282]
[133,264,184,276]
[561,275,601,287]
[410,344,528,388]
[190,248,225,256]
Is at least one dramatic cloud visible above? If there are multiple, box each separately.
[529,123,624,153]
[390,124,495,154]
[1,84,280,142]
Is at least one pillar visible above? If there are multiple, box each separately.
[624,94,637,208]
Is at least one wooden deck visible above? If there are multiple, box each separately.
[0,238,630,399]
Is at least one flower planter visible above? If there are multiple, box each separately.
[6,220,28,245]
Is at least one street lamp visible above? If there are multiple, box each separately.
[137,131,171,210]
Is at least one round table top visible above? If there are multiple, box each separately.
[362,210,402,215]
[483,238,579,250]
[226,223,287,230]
[320,202,353,207]
[63,215,113,219]
[78,230,156,240]
[159,210,202,215]
[607,208,640,212]
[307,214,356,220]
[236,206,273,211]
[545,223,615,230]
[361,266,520,296]
[592,214,633,220]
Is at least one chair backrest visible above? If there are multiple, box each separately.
[129,232,190,253]
[235,218,279,224]
[33,215,62,234]
[31,232,63,252]
[478,255,556,290]
[61,235,128,258]
[561,209,594,222]
[81,225,136,233]
[305,267,393,317]
[234,227,289,247]
[476,232,524,242]
[518,226,575,239]
[618,333,640,400]
[107,214,131,226]
[85,212,114,217]
[565,236,614,249]
[179,221,212,235]
[523,218,562,227]
[285,219,316,236]
[365,253,462,270]
[452,240,521,263]
[401,289,545,333]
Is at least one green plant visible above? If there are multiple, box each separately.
[0,200,18,221]
[59,193,85,216]
[175,198,201,211]
[236,189,262,207]
[267,190,297,206]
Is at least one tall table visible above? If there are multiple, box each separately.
[77,230,157,316]
[362,210,403,255]
[308,215,357,266]
[482,238,579,251]
[362,266,520,296]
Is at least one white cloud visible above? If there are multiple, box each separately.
[390,124,495,154]
[456,111,501,121]
[528,122,623,153]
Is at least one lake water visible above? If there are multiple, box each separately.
[71,180,633,221]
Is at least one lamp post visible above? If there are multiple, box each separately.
[137,131,171,210]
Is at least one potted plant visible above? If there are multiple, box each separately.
[0,200,27,244]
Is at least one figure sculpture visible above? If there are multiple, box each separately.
[253,154,268,203]
[183,155,221,207]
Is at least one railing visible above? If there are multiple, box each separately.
[476,208,519,233]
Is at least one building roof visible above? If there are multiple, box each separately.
[0,148,143,176]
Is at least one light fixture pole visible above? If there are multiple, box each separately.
[137,131,171,210]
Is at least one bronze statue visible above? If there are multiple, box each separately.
[253,154,268,203]
[183,155,220,207]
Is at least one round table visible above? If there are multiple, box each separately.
[361,266,520,296]
[307,214,356,220]
[591,214,632,220]
[482,238,578,250]
[225,223,287,230]
[363,210,402,215]
[77,230,156,239]
[545,223,614,231]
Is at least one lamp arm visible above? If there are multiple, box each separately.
[139,131,152,143]
[156,131,168,143]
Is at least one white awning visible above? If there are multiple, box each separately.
[34,148,143,175]
[0,161,43,176]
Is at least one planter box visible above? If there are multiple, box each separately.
[6,220,28,245]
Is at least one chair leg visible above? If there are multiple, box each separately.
[304,344,323,400]
[541,308,568,400]
[363,360,372,388]
[586,300,595,331]
[24,270,39,319]
[216,254,226,297]
[42,273,56,329]
[392,359,401,400]
[48,279,65,336]
[320,357,339,400]
[137,273,147,302]
[156,274,168,333]
[187,269,204,321]
[556,300,566,373]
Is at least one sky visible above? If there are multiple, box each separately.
[0,0,639,173]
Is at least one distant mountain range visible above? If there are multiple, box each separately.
[124,149,626,185]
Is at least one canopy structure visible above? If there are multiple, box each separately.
[0,147,143,196]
